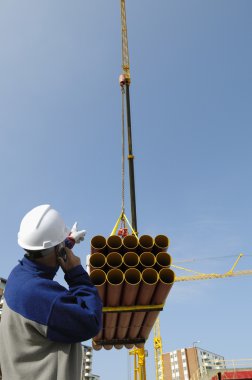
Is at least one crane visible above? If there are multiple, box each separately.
[153,253,252,380]
[118,2,252,380]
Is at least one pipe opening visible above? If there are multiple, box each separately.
[123,235,138,250]
[156,252,172,267]
[139,235,154,249]
[90,270,106,286]
[107,235,122,250]
[107,252,122,268]
[125,268,141,285]
[154,235,169,249]
[107,269,124,285]
[123,251,139,267]
[91,235,106,249]
[140,252,155,267]
[159,268,175,284]
[89,253,106,268]
[142,268,158,285]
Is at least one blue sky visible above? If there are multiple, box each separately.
[0,1,252,379]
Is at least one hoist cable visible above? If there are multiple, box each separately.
[121,85,125,216]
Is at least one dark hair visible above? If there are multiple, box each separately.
[25,246,57,259]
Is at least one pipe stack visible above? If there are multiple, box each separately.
[89,234,174,350]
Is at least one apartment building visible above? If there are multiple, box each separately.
[163,346,225,380]
[81,345,100,380]
[0,278,6,320]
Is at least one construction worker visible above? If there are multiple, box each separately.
[0,204,102,380]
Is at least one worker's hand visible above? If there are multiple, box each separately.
[69,222,86,244]
[57,247,81,273]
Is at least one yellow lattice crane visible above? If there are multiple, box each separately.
[129,347,147,380]
[154,318,164,380]
[173,253,252,282]
[153,253,252,380]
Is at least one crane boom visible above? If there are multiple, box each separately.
[173,254,252,282]
[174,270,252,282]
[120,0,138,233]
[121,0,130,81]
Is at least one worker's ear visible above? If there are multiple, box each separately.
[56,243,67,262]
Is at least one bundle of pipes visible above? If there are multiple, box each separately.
[88,234,174,350]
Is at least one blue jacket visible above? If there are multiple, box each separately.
[0,256,102,380]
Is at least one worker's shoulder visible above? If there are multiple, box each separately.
[4,266,67,326]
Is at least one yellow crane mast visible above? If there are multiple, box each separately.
[129,347,147,380]
[154,318,164,380]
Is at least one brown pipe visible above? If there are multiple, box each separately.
[135,343,145,348]
[153,234,169,254]
[106,251,123,268]
[155,251,172,268]
[114,344,124,350]
[92,341,102,351]
[103,345,113,350]
[104,269,124,341]
[123,235,139,252]
[91,235,107,254]
[139,268,175,340]
[89,269,106,303]
[116,268,141,340]
[90,269,107,342]
[154,268,175,303]
[123,251,140,268]
[89,253,106,272]
[139,252,156,268]
[107,235,123,252]
[128,268,158,340]
[139,235,154,252]
[125,343,134,349]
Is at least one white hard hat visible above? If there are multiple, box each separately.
[18,204,70,250]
